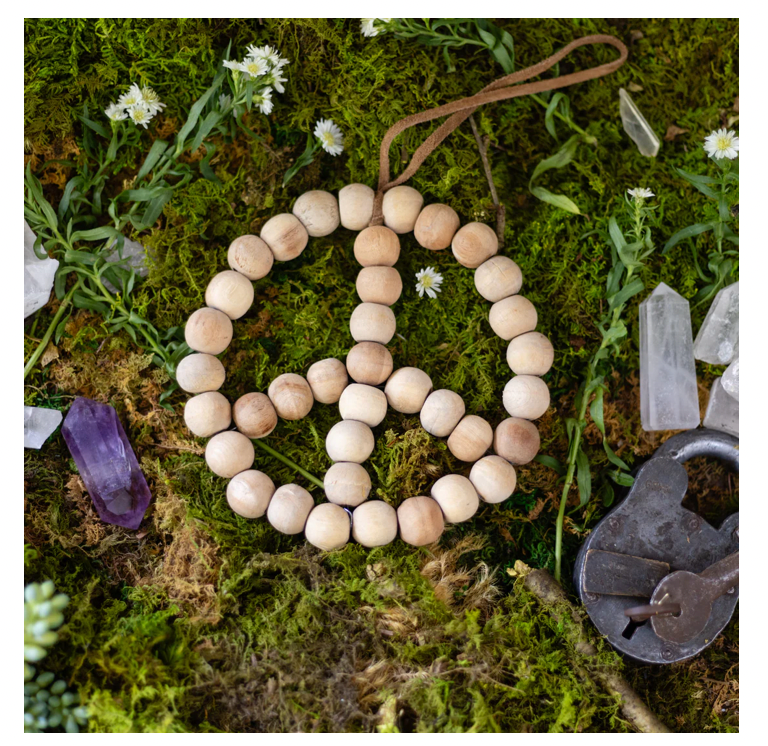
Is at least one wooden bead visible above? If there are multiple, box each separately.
[469,455,517,504]
[382,185,424,234]
[339,183,374,230]
[306,358,349,404]
[356,266,402,305]
[506,332,554,376]
[420,389,465,437]
[414,203,460,250]
[205,270,254,320]
[385,367,433,414]
[177,353,226,393]
[326,420,375,463]
[474,256,523,302]
[268,374,314,420]
[488,295,537,341]
[352,500,398,547]
[447,415,493,462]
[324,462,371,506]
[185,307,233,355]
[354,226,400,267]
[431,474,479,523]
[451,222,498,268]
[260,213,309,261]
[184,391,231,437]
[233,392,277,438]
[350,302,396,344]
[494,417,541,465]
[205,431,254,478]
[267,484,314,535]
[226,470,275,518]
[292,190,340,237]
[339,383,388,427]
[397,496,444,546]
[305,503,351,550]
[502,376,550,420]
[227,234,274,280]
[346,342,393,385]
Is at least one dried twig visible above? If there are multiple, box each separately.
[468,114,506,248]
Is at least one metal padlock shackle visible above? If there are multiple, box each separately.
[574,428,739,664]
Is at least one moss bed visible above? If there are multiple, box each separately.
[24,18,739,732]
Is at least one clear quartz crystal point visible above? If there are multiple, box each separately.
[102,237,148,293]
[640,282,700,431]
[24,221,59,318]
[722,357,739,401]
[619,88,660,157]
[693,282,739,365]
[24,406,63,449]
[703,378,739,437]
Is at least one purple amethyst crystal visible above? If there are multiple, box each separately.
[61,397,152,529]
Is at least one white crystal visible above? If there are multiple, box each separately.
[619,88,661,157]
[24,221,59,318]
[693,282,739,365]
[703,378,739,437]
[24,406,63,449]
[640,283,700,431]
[102,237,148,293]
[721,357,739,401]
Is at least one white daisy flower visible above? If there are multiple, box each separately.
[254,88,273,115]
[140,86,165,115]
[223,59,240,71]
[627,187,655,201]
[238,57,268,79]
[361,18,391,37]
[415,267,444,299]
[704,128,740,160]
[262,68,288,94]
[117,82,143,110]
[128,103,154,129]
[105,102,128,121]
[247,44,281,67]
[313,118,344,156]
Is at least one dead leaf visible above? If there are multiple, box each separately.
[733,96,739,113]
[628,82,644,92]
[665,124,690,142]
[630,30,644,41]
[41,343,60,367]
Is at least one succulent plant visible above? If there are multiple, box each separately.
[24,580,69,681]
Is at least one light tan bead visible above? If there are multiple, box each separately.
[352,501,398,547]
[431,474,479,523]
[307,358,349,404]
[488,295,537,341]
[447,415,493,462]
[305,503,351,550]
[205,270,254,320]
[385,367,433,414]
[339,383,388,427]
[339,183,375,231]
[470,455,517,504]
[185,307,233,355]
[346,342,393,385]
[354,226,400,267]
[292,190,340,237]
[506,332,555,376]
[226,470,275,518]
[227,235,274,281]
[267,484,314,535]
[324,462,372,506]
[451,222,499,268]
[177,353,226,393]
[326,420,375,463]
[397,496,444,546]
[268,373,314,420]
[205,431,254,478]
[350,302,396,345]
[260,213,309,261]
[503,376,550,420]
[474,256,523,302]
[420,389,466,438]
[494,417,541,465]
[414,203,460,250]
[382,185,424,234]
[233,392,277,438]
[356,266,403,305]
[184,391,231,438]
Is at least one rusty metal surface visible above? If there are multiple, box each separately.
[582,549,669,597]
[574,428,739,664]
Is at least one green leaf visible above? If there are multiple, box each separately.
[589,386,605,435]
[607,277,644,311]
[136,140,169,181]
[603,439,630,471]
[608,216,626,251]
[544,92,568,140]
[599,481,615,508]
[199,143,220,183]
[576,448,591,508]
[63,249,98,265]
[69,226,119,243]
[175,69,225,154]
[191,111,222,152]
[140,189,174,227]
[78,115,109,138]
[58,176,82,220]
[72,291,109,314]
[607,469,634,487]
[529,134,582,183]
[534,454,565,476]
[663,223,713,254]
[282,134,317,188]
[530,187,580,214]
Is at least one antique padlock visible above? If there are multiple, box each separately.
[574,429,739,664]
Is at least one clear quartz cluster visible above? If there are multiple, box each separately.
[693,282,739,365]
[619,88,661,157]
[703,378,739,437]
[24,406,63,449]
[24,221,59,318]
[722,357,739,401]
[640,283,700,431]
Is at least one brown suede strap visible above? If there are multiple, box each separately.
[369,34,628,226]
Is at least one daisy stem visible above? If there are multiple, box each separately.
[252,438,325,490]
